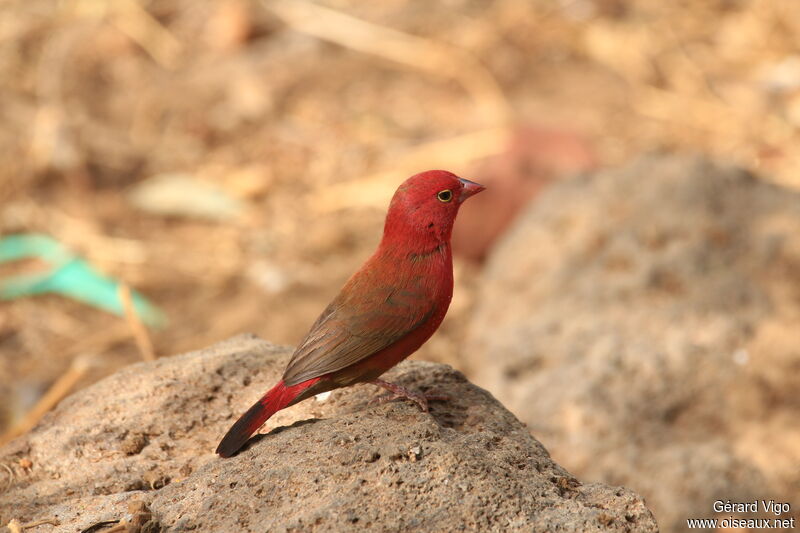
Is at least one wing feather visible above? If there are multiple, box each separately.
[282,275,433,386]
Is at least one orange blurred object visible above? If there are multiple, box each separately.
[452,125,598,262]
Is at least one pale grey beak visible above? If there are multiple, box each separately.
[458,178,486,202]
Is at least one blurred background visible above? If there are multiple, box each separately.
[1,0,799,530]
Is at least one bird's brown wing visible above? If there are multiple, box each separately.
[282,278,434,387]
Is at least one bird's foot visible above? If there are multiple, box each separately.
[369,379,449,412]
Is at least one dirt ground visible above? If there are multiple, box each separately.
[1,0,799,444]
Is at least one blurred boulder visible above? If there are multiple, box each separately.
[466,155,800,531]
[0,335,656,532]
[452,125,597,262]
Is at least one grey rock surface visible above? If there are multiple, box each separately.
[0,335,657,532]
[467,155,800,532]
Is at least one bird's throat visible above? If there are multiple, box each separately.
[407,242,448,263]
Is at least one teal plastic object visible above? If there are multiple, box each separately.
[0,233,167,328]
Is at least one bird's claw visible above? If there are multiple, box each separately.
[369,379,449,412]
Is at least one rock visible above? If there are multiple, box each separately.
[0,335,656,532]
[467,155,800,532]
[452,125,597,262]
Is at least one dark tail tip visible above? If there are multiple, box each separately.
[215,400,269,457]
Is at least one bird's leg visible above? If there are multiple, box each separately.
[369,379,449,412]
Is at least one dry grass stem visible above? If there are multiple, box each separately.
[17,519,59,531]
[0,463,14,492]
[266,0,512,126]
[111,0,182,69]
[311,127,511,212]
[118,284,156,362]
[0,356,95,447]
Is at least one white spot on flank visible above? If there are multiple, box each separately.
[315,391,331,402]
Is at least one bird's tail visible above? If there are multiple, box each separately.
[216,378,320,457]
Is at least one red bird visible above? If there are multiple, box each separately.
[216,170,484,457]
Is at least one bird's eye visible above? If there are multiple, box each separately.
[437,189,453,202]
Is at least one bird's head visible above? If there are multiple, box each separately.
[382,170,485,248]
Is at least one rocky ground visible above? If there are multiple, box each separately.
[466,155,800,531]
[0,335,657,532]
